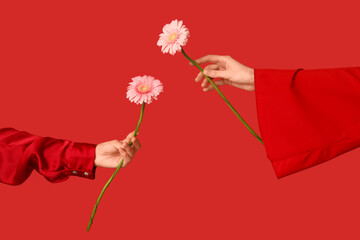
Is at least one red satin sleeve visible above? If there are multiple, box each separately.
[0,127,96,185]
[254,68,360,178]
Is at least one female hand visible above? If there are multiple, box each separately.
[193,55,255,91]
[94,131,141,168]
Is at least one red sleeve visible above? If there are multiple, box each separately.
[254,67,360,178]
[0,127,97,185]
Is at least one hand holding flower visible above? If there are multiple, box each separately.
[87,75,163,231]
[193,55,255,92]
[94,131,141,168]
[157,20,262,144]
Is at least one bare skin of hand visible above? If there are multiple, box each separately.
[94,131,141,168]
[193,55,255,92]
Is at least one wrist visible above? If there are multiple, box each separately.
[94,144,100,167]
[247,68,255,91]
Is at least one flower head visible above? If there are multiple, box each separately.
[157,19,190,55]
[126,75,163,104]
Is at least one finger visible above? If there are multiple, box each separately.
[123,152,134,167]
[111,140,123,150]
[117,147,133,167]
[123,137,131,145]
[119,154,132,167]
[193,55,227,66]
[118,148,127,165]
[195,71,204,82]
[115,158,125,168]
[125,131,136,141]
[131,137,142,152]
[195,64,219,83]
[203,69,230,79]
[201,78,209,88]
[203,79,227,92]
[204,64,220,70]
[121,142,135,158]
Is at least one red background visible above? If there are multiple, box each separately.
[1,0,360,239]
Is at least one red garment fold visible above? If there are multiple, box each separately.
[255,68,360,178]
[0,128,96,185]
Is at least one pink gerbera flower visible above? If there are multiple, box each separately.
[126,75,163,104]
[157,19,190,55]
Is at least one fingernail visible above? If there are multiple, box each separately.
[203,70,208,75]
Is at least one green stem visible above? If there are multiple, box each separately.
[86,159,124,232]
[131,102,145,146]
[87,103,145,231]
[181,48,263,145]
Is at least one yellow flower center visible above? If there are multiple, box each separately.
[168,32,177,42]
[137,84,150,93]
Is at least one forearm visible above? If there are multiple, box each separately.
[0,127,96,185]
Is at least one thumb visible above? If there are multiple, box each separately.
[125,131,136,141]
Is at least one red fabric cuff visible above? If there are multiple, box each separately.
[254,68,360,178]
[67,142,97,180]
